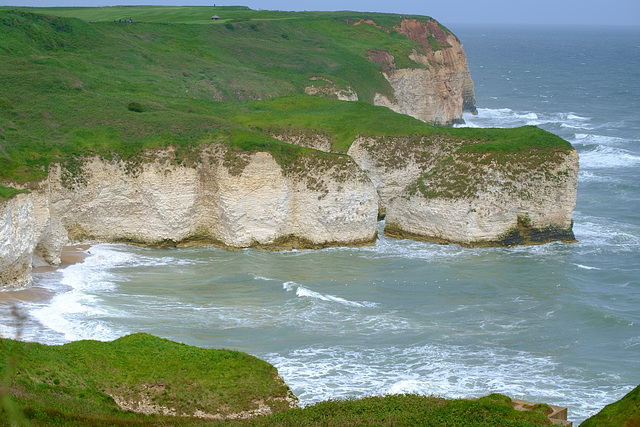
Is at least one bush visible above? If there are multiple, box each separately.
[127,101,144,113]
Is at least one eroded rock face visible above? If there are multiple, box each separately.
[347,134,579,247]
[384,162,579,246]
[47,147,378,250]
[1,146,379,287]
[0,191,67,288]
[372,18,476,125]
[304,76,358,102]
[49,155,202,245]
[1,133,579,288]
[0,195,36,288]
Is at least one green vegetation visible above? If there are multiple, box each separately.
[406,126,573,201]
[0,6,571,198]
[427,35,442,51]
[126,102,144,113]
[250,393,552,426]
[580,384,640,427]
[0,185,29,202]
[1,334,561,426]
[0,333,294,425]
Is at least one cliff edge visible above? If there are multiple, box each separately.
[0,8,579,289]
[346,129,578,246]
[0,125,579,288]
[369,18,476,125]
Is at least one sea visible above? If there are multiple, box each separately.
[2,24,639,424]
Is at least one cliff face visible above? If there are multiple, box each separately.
[0,191,67,288]
[347,135,578,246]
[49,148,378,249]
[347,134,463,217]
[1,146,378,287]
[384,151,579,246]
[371,19,476,125]
[0,135,579,288]
[0,195,36,288]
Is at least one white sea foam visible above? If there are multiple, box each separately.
[283,282,377,308]
[517,112,538,120]
[579,145,640,169]
[263,343,619,421]
[561,122,593,130]
[572,215,640,251]
[578,171,616,183]
[26,245,145,343]
[29,294,122,343]
[575,264,601,270]
[458,108,596,131]
[567,114,591,121]
[253,275,275,281]
[359,225,470,262]
[572,133,628,146]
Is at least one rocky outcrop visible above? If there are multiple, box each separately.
[370,19,476,125]
[48,147,377,250]
[0,145,380,287]
[347,134,578,247]
[384,164,578,247]
[304,76,358,102]
[347,134,462,214]
[0,194,36,288]
[1,130,579,288]
[306,18,476,125]
[0,191,67,288]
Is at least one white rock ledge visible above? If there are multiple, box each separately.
[1,139,579,288]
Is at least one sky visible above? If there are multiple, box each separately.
[1,0,639,26]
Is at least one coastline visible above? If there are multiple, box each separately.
[33,244,92,274]
[0,244,91,306]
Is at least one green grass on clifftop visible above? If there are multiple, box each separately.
[0,185,29,202]
[0,333,294,425]
[0,6,572,194]
[248,393,553,426]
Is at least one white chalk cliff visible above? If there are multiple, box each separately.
[0,14,580,290]
[1,135,579,288]
[0,146,379,288]
[347,134,578,246]
[0,191,67,288]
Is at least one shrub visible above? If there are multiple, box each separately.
[127,101,144,113]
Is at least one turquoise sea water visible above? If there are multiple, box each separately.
[3,25,640,423]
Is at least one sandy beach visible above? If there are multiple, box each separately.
[0,244,92,306]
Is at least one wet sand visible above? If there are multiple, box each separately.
[0,245,92,306]
[32,244,92,273]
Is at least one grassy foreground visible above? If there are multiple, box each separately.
[0,7,572,201]
[0,334,560,426]
[0,333,295,425]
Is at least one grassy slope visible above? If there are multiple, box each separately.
[0,6,572,202]
[580,384,640,427]
[0,333,293,425]
[0,334,555,426]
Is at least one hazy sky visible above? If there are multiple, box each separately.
[1,0,639,26]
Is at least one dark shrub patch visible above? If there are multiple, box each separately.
[127,101,144,113]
